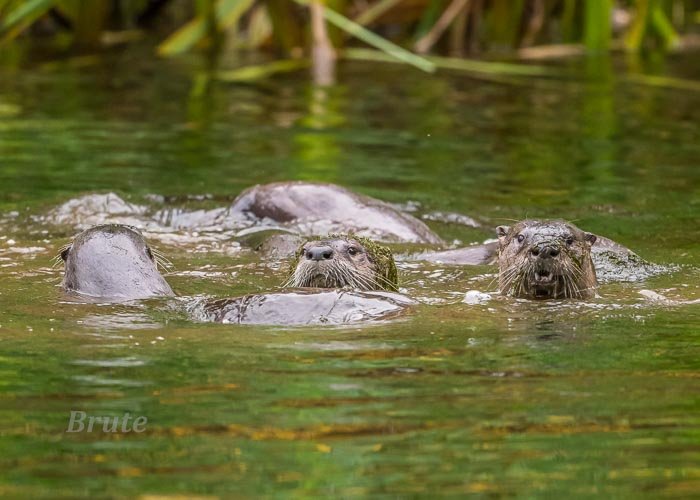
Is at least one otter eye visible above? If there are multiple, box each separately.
[347,246,359,256]
[146,247,154,260]
[517,234,525,243]
[60,246,71,261]
[565,237,574,246]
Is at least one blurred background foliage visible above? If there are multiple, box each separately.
[0,0,699,80]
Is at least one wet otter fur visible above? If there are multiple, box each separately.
[497,220,598,299]
[286,234,398,292]
[58,224,174,300]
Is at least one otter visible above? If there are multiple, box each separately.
[195,235,407,325]
[496,220,598,299]
[286,235,399,292]
[226,182,443,244]
[59,224,174,300]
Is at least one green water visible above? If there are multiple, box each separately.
[0,50,699,498]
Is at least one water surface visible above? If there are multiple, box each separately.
[0,49,698,498]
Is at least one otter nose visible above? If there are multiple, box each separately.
[306,246,334,261]
[531,245,559,259]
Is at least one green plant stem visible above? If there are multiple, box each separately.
[354,0,403,26]
[584,0,611,52]
[651,4,680,49]
[344,47,557,76]
[293,0,435,72]
[625,0,651,52]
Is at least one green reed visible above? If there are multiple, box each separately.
[0,0,696,79]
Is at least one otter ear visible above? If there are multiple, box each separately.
[60,246,71,261]
[584,232,597,245]
[496,226,510,240]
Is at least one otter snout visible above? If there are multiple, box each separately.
[306,245,334,261]
[530,245,560,259]
[530,245,560,285]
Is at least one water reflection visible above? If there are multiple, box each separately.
[293,86,346,180]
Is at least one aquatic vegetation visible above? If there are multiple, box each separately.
[1,0,697,82]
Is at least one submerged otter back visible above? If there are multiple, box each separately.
[230,182,443,244]
[197,290,413,325]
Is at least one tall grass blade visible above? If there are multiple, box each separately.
[0,0,53,39]
[157,0,254,56]
[625,0,651,52]
[293,0,435,73]
[344,47,558,77]
[414,0,469,54]
[584,0,611,52]
[354,0,403,26]
[0,0,19,19]
[414,0,445,41]
[651,4,680,49]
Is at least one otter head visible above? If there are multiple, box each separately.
[496,220,597,300]
[286,235,398,292]
[59,224,174,300]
